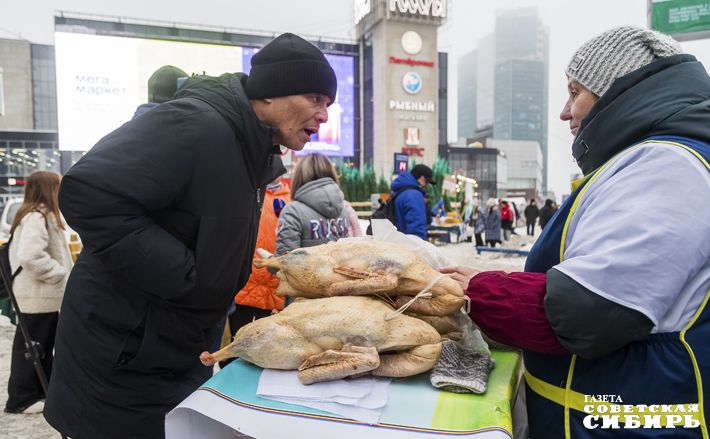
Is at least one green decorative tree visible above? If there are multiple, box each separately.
[377,168,390,194]
[362,163,377,200]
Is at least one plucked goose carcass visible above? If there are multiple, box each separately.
[200,296,443,384]
[253,241,465,316]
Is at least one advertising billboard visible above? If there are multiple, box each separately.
[651,0,710,37]
[54,31,355,157]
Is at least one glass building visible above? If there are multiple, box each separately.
[457,49,476,139]
[439,145,507,203]
[31,44,57,131]
[459,7,549,194]
[493,8,549,193]
[493,59,545,145]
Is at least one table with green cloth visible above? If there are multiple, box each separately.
[165,350,522,439]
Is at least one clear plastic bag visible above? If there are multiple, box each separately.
[339,219,457,271]
[450,311,490,356]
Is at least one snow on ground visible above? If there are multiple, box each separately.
[0,314,58,438]
[436,228,535,273]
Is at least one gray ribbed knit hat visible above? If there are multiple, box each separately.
[566,25,683,98]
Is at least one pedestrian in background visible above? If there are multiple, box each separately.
[484,198,502,247]
[538,198,555,230]
[389,164,436,240]
[499,200,513,240]
[524,199,539,236]
[45,32,337,439]
[510,201,520,235]
[472,202,487,247]
[132,65,188,118]
[463,197,474,242]
[4,171,72,415]
[431,199,446,223]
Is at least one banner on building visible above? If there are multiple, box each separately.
[651,0,710,38]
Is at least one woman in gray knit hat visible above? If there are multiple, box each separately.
[443,25,710,438]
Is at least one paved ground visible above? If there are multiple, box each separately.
[0,227,534,438]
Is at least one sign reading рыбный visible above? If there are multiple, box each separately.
[651,0,710,36]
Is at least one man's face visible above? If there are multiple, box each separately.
[417,175,429,188]
[266,94,330,150]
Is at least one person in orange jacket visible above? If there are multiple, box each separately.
[220,176,291,368]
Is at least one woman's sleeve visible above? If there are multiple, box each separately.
[347,205,363,237]
[466,271,569,355]
[16,213,66,284]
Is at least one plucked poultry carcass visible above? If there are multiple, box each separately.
[253,241,465,316]
[200,296,443,384]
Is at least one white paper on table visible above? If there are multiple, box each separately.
[256,368,391,424]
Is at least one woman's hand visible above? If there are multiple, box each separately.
[440,266,481,292]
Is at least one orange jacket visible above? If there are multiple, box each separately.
[234,183,291,310]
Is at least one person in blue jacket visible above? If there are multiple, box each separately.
[431,199,446,222]
[389,164,436,240]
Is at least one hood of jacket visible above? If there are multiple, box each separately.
[573,54,710,175]
[390,171,422,192]
[174,73,285,184]
[293,178,344,218]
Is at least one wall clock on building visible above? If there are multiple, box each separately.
[401,31,422,55]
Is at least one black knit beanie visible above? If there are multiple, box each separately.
[245,33,337,105]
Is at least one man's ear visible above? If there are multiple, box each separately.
[263,98,274,104]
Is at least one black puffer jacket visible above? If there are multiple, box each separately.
[44,73,285,439]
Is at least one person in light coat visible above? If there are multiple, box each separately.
[484,198,502,247]
[4,171,72,415]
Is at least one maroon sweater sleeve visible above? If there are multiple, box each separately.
[466,271,569,355]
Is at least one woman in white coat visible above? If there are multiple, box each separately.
[4,171,72,415]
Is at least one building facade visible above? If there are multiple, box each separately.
[439,142,507,204]
[487,138,543,201]
[457,7,549,195]
[357,0,447,176]
[0,39,34,131]
[493,8,549,193]
[457,49,476,139]
[2,7,452,200]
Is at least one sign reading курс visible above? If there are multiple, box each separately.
[652,0,710,35]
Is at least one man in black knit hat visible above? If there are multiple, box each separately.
[44,33,337,439]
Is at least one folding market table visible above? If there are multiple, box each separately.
[165,350,522,439]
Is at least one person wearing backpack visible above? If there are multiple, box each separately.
[389,164,436,240]
[4,171,73,415]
